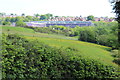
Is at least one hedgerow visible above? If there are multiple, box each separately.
[2,34,119,79]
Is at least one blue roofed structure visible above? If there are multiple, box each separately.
[25,21,94,27]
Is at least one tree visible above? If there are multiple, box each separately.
[111,1,120,22]
[34,14,40,17]
[0,13,6,17]
[10,17,16,23]
[21,13,25,17]
[15,16,23,22]
[78,27,97,43]
[0,13,3,17]
[26,16,33,21]
[40,15,47,20]
[2,21,11,25]
[55,16,59,18]
[110,1,120,48]
[16,20,26,27]
[5,17,11,22]
[10,13,14,16]
[32,17,39,21]
[23,18,29,22]
[0,17,3,24]
[45,13,53,19]
[87,15,94,21]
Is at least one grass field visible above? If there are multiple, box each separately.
[1,26,118,67]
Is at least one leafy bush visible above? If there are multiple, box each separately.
[78,22,119,49]
[111,50,120,65]
[2,21,11,25]
[2,34,119,79]
[96,34,118,49]
[28,26,71,36]
[15,20,26,27]
[78,27,97,43]
[113,58,120,65]
[111,50,119,58]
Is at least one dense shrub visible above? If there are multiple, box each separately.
[15,20,26,27]
[96,34,118,49]
[78,22,119,49]
[113,58,120,65]
[2,34,119,79]
[28,26,71,36]
[111,50,119,58]
[111,50,120,65]
[2,21,11,25]
[78,27,97,43]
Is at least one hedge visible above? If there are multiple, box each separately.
[1,34,119,79]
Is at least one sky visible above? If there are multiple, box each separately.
[0,0,115,17]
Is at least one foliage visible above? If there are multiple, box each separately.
[2,26,119,68]
[45,13,53,19]
[111,1,120,23]
[34,14,40,17]
[0,12,6,17]
[21,13,25,16]
[78,27,97,43]
[5,17,11,22]
[0,14,46,25]
[111,50,119,58]
[1,26,119,65]
[1,21,116,49]
[2,34,119,79]
[40,15,47,20]
[78,22,119,49]
[87,15,94,21]
[111,50,120,65]
[1,26,77,40]
[10,17,16,23]
[15,20,26,27]
[24,21,118,49]
[96,34,118,49]
[28,26,71,36]
[111,1,120,50]
[113,58,120,65]
[2,21,11,25]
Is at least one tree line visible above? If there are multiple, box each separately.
[0,13,54,26]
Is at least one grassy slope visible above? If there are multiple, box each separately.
[1,26,118,67]
[1,26,77,40]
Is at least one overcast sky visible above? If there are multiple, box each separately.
[0,0,115,17]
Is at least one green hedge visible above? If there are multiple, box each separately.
[26,26,71,36]
[2,34,119,79]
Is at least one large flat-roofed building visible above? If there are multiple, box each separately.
[25,21,93,27]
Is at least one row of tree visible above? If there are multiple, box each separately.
[0,13,54,26]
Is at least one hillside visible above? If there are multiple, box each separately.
[1,26,118,67]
